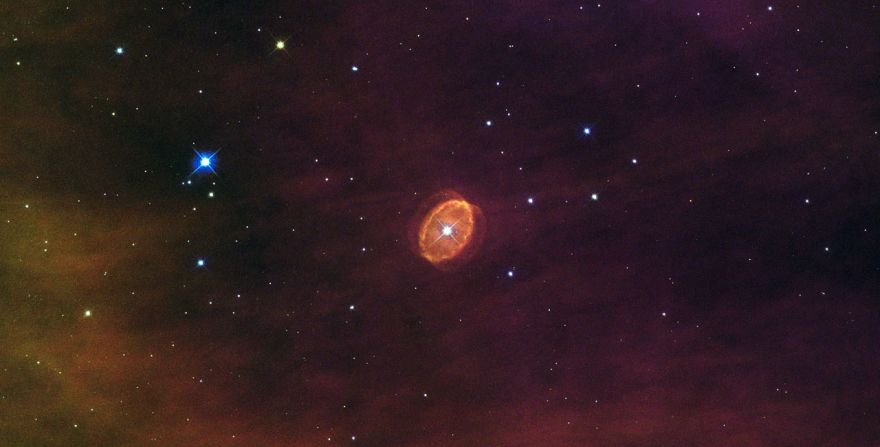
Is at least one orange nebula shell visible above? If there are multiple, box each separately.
[411,191,485,270]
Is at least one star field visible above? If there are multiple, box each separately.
[1,1,880,446]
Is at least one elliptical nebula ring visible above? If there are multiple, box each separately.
[410,191,485,270]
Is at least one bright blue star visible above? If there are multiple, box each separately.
[191,150,218,175]
[196,259,205,267]
[115,46,124,55]
[583,127,591,135]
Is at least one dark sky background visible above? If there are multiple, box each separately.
[2,1,880,446]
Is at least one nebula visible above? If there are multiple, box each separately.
[412,191,484,270]
[2,1,879,445]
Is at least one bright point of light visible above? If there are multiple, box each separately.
[351,65,358,71]
[192,150,218,175]
[527,197,534,204]
[83,310,92,317]
[349,304,355,311]
[207,191,214,198]
[583,127,591,135]
[115,46,124,55]
[275,40,285,50]
[507,270,514,278]
[804,198,810,204]
[441,226,453,236]
[591,193,599,201]
[485,120,493,127]
[196,259,205,267]
[632,158,638,164]
[661,312,667,317]
[767,5,773,11]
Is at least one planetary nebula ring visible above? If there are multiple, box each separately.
[410,191,485,270]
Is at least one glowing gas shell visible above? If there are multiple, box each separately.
[410,191,484,270]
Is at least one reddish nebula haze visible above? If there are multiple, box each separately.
[2,1,879,446]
